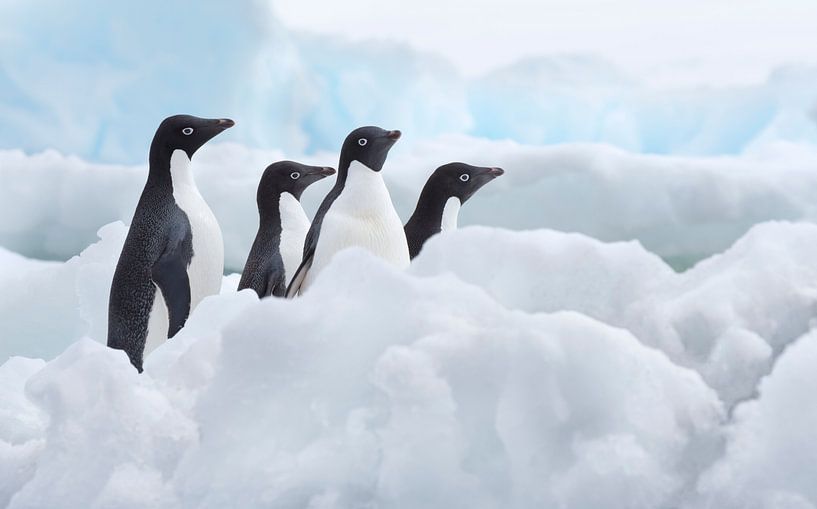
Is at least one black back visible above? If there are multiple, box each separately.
[285,126,401,297]
[107,114,233,371]
[404,163,504,259]
[238,161,335,298]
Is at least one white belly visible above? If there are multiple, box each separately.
[279,192,311,285]
[441,196,461,232]
[304,161,409,289]
[178,191,224,306]
[144,288,168,356]
[144,150,224,357]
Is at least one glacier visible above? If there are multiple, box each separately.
[1,0,817,163]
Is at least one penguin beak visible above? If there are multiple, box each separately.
[312,166,336,177]
[215,118,235,130]
[385,130,402,141]
[486,167,504,177]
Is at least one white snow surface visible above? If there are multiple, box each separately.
[4,138,817,271]
[1,217,817,507]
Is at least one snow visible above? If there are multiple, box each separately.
[1,0,815,504]
[2,214,817,506]
[694,330,817,508]
[410,222,817,408]
[1,241,728,508]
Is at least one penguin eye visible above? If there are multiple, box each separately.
[358,138,367,146]
[290,172,300,180]
[182,127,194,136]
[459,173,470,182]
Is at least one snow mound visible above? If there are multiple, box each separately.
[411,222,817,406]
[694,330,817,508]
[3,220,817,506]
[0,249,724,508]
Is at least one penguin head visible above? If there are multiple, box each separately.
[340,126,402,172]
[428,163,504,203]
[258,161,336,204]
[152,114,235,159]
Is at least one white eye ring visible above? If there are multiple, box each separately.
[460,173,470,182]
[358,138,367,146]
[182,127,194,136]
[290,172,300,180]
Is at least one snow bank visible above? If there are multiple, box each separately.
[5,139,817,271]
[411,222,817,406]
[0,248,724,508]
[1,0,817,162]
[0,222,126,363]
[4,219,817,505]
[694,330,817,508]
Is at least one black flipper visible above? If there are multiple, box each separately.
[285,254,312,298]
[151,220,193,338]
[266,270,287,298]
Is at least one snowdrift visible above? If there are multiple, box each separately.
[2,220,817,507]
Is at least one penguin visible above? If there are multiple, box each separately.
[108,114,234,372]
[404,163,504,259]
[286,126,406,297]
[238,161,336,298]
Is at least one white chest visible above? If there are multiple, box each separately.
[306,161,409,286]
[169,149,224,305]
[441,196,461,232]
[278,192,311,284]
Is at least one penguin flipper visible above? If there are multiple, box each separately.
[265,271,286,298]
[285,255,312,298]
[151,225,192,338]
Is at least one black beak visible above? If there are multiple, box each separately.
[311,166,336,177]
[215,118,235,130]
[486,167,504,177]
[385,130,402,141]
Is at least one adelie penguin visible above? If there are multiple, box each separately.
[286,126,407,297]
[108,114,234,372]
[238,161,336,298]
[404,163,504,259]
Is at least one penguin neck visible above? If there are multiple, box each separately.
[258,192,285,236]
[168,149,197,190]
[334,159,393,213]
[408,183,459,232]
[259,192,307,236]
[441,196,461,231]
[147,147,197,192]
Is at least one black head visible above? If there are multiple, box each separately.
[258,161,336,205]
[339,126,401,172]
[151,114,235,160]
[426,162,504,203]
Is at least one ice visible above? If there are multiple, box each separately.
[2,1,817,162]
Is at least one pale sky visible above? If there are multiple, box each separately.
[273,0,817,88]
